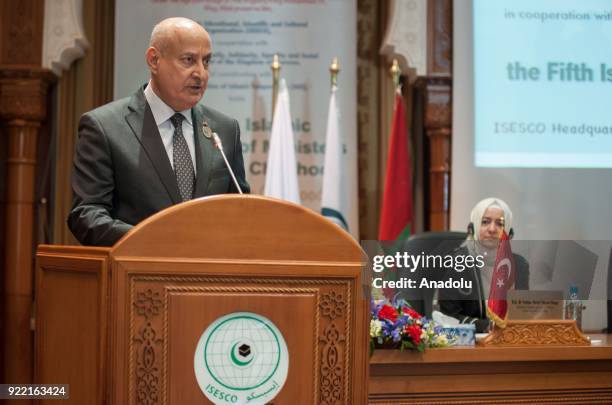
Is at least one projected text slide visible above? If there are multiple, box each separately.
[474,0,612,168]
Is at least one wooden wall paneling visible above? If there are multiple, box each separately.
[53,62,83,246]
[0,98,5,383]
[0,1,4,63]
[357,0,383,240]
[427,0,452,76]
[52,67,78,245]
[1,0,45,66]
[411,80,426,233]
[52,0,115,245]
[92,0,115,105]
[0,0,55,392]
[424,80,451,231]
[35,87,54,246]
[0,68,55,392]
[425,0,452,231]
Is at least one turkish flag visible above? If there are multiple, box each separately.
[486,230,516,328]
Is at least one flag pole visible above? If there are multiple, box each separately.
[390,58,401,91]
[271,54,281,121]
[330,57,339,89]
[488,216,509,329]
[322,56,350,232]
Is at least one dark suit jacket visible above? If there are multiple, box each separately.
[68,88,250,246]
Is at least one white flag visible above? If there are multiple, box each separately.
[264,79,301,204]
[321,86,349,231]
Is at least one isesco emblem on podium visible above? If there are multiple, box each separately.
[194,312,289,404]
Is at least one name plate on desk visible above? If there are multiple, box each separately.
[507,290,563,320]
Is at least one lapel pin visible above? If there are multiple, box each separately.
[202,120,213,139]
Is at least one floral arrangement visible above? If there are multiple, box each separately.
[370,298,451,354]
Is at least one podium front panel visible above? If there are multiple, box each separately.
[112,260,365,405]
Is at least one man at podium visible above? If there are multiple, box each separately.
[68,17,249,247]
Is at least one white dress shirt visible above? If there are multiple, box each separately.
[144,82,197,174]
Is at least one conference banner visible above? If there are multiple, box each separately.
[114,0,358,236]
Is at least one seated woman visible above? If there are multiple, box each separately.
[438,197,529,332]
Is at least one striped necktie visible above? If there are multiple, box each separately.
[170,113,195,202]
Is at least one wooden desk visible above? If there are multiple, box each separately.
[369,334,612,404]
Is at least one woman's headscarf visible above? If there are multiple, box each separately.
[469,197,513,241]
[463,197,515,298]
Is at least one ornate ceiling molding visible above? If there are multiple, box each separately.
[42,0,89,76]
[380,0,427,80]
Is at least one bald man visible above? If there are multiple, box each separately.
[68,18,250,246]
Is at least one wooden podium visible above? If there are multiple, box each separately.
[34,195,369,404]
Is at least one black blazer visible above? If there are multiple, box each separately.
[68,88,250,246]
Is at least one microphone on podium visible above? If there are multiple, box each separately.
[202,121,244,194]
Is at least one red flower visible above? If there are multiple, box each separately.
[402,307,422,319]
[378,305,399,322]
[405,324,422,345]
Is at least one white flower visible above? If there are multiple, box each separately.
[370,319,383,338]
[434,334,448,346]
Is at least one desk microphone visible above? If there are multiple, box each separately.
[212,132,244,194]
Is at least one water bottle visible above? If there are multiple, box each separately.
[564,285,583,330]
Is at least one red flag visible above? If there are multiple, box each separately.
[378,91,413,241]
[487,230,516,328]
